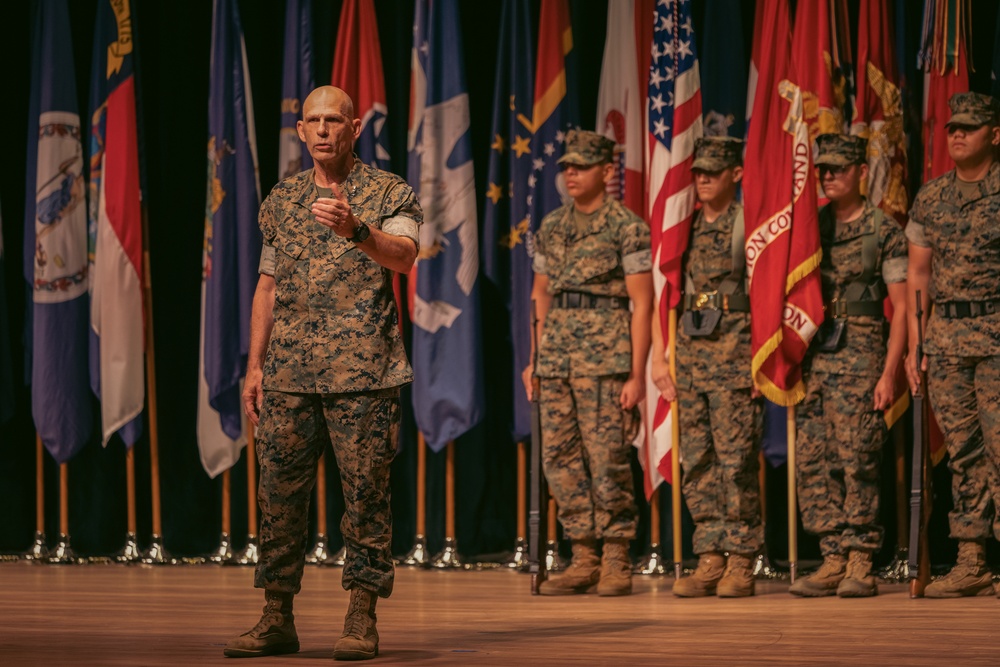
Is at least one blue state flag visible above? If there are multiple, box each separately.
[992,6,1000,97]
[278,0,314,180]
[701,0,747,138]
[482,0,534,441]
[197,0,262,478]
[0,202,13,424]
[407,0,484,451]
[23,0,93,463]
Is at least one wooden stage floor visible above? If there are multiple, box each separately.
[1,562,997,666]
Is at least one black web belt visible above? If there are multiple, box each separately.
[826,298,884,318]
[681,290,750,313]
[938,299,1000,319]
[552,291,630,309]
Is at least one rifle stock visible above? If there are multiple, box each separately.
[908,290,932,597]
[527,300,548,594]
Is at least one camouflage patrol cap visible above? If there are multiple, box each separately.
[691,136,743,171]
[557,129,615,166]
[946,91,1000,128]
[814,133,867,166]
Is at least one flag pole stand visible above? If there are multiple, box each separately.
[230,421,259,565]
[431,441,464,569]
[753,451,780,579]
[22,434,49,562]
[635,488,666,575]
[400,433,429,566]
[502,440,529,570]
[115,447,141,563]
[306,454,331,565]
[877,423,909,582]
[669,309,684,580]
[208,469,234,563]
[787,406,798,583]
[48,464,79,564]
[544,496,565,572]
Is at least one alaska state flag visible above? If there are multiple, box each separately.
[89,0,144,448]
[701,0,746,139]
[332,0,391,170]
[407,0,484,451]
[278,0,313,180]
[24,0,93,463]
[197,0,262,478]
[482,0,534,442]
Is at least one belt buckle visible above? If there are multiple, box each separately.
[694,291,716,310]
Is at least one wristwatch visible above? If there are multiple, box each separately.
[350,221,370,244]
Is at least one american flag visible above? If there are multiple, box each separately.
[641,0,702,496]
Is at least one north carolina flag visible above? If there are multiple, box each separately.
[332,0,391,171]
[643,0,702,497]
[278,0,314,180]
[407,0,484,451]
[24,0,93,463]
[197,0,261,478]
[743,0,824,406]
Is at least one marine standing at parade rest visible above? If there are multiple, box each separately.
[225,86,422,660]
[788,134,908,598]
[906,91,1000,599]
[522,130,653,596]
[654,137,762,598]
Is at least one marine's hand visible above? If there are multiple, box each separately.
[651,356,676,402]
[873,372,895,411]
[905,350,926,396]
[312,184,358,239]
[521,364,534,401]
[620,375,645,410]
[243,367,264,426]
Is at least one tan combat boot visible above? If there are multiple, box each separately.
[837,550,877,597]
[717,553,755,598]
[597,538,633,596]
[538,539,601,595]
[223,590,299,658]
[925,541,994,598]
[672,552,725,597]
[333,588,379,661]
[788,554,846,597]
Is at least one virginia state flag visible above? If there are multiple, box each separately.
[278,0,313,180]
[24,0,93,463]
[332,0,391,171]
[407,0,484,451]
[89,0,144,448]
[701,0,746,139]
[197,0,261,478]
[0,203,13,424]
[482,0,534,441]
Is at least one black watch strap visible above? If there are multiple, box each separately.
[350,221,370,243]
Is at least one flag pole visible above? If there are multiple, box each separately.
[114,447,141,562]
[786,405,797,583]
[208,469,234,563]
[401,432,429,565]
[48,463,77,563]
[431,441,463,568]
[502,440,529,570]
[22,434,49,561]
[753,451,778,579]
[545,495,565,571]
[306,454,331,564]
[635,488,666,574]
[878,425,910,582]
[231,421,259,565]
[669,308,683,580]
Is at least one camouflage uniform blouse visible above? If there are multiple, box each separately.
[258,162,422,393]
[906,162,1000,356]
[532,197,651,378]
[809,201,908,377]
[676,202,752,390]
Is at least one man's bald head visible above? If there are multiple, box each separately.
[302,86,355,121]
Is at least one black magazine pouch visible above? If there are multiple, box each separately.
[815,318,847,352]
[681,309,722,337]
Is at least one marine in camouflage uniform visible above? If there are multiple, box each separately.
[666,137,762,598]
[789,134,908,598]
[906,92,1000,598]
[527,130,653,596]
[226,87,421,660]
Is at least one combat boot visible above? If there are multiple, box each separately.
[333,587,379,661]
[837,550,878,598]
[925,541,994,598]
[672,552,725,597]
[538,539,601,595]
[717,553,755,598]
[597,538,632,596]
[788,553,846,597]
[223,590,299,658]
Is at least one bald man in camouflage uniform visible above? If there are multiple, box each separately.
[788,134,908,598]
[906,92,1000,599]
[654,137,762,598]
[225,87,422,660]
[523,130,653,597]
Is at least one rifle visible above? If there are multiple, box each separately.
[908,290,932,597]
[527,300,549,594]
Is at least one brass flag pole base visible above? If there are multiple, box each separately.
[633,542,667,575]
[752,551,783,580]
[305,534,330,565]
[228,534,259,566]
[114,531,142,564]
[430,537,464,569]
[141,534,177,565]
[207,532,234,564]
[544,540,566,572]
[877,547,909,583]
[398,534,429,567]
[326,544,347,567]
[22,531,49,562]
[48,534,80,564]
[502,537,529,571]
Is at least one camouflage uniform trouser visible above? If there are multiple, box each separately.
[253,388,400,598]
[927,354,1000,541]
[540,374,638,541]
[796,371,884,556]
[680,387,762,555]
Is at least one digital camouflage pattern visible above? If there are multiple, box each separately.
[945,91,1000,128]
[533,196,651,378]
[556,129,615,166]
[540,374,639,540]
[795,372,884,555]
[691,136,743,172]
[258,160,422,393]
[254,388,400,597]
[814,133,867,166]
